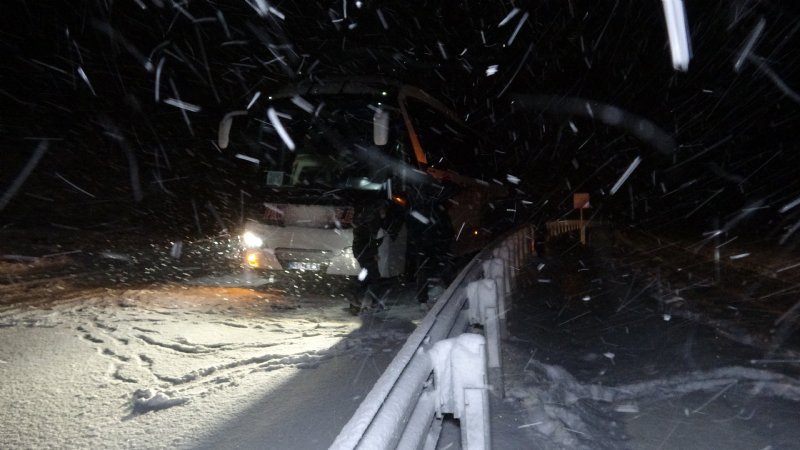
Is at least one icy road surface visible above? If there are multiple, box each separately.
[0,272,419,449]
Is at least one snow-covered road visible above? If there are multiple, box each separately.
[0,273,421,449]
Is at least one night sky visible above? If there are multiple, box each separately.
[2,0,799,249]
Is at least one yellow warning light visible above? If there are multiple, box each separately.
[472,229,479,236]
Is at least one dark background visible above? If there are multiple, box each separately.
[2,0,799,249]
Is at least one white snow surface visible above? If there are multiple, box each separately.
[0,274,421,449]
[4,251,800,450]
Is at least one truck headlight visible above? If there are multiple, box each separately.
[242,231,263,248]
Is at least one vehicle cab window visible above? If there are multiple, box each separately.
[251,98,404,191]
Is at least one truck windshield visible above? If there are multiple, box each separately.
[255,97,403,191]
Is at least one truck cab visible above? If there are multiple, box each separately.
[222,78,507,278]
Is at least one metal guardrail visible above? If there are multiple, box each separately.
[330,224,537,450]
[545,219,606,245]
[546,219,585,237]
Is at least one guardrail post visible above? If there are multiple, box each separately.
[481,259,508,339]
[467,279,504,399]
[429,334,490,450]
[508,234,518,286]
[491,247,512,297]
[466,280,500,365]
[463,387,490,450]
[528,225,537,257]
[495,240,514,291]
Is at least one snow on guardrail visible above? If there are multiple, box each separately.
[330,224,537,450]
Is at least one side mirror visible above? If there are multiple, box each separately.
[373,109,389,146]
[217,110,248,149]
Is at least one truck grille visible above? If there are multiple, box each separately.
[262,204,354,228]
[274,248,333,269]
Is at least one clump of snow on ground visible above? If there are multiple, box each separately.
[131,389,189,415]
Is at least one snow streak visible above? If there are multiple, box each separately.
[267,107,296,151]
[610,156,642,195]
[0,142,48,212]
[163,98,201,112]
[661,0,692,71]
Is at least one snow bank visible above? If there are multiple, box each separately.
[506,358,800,450]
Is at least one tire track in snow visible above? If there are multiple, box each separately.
[0,280,419,424]
[136,334,213,354]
